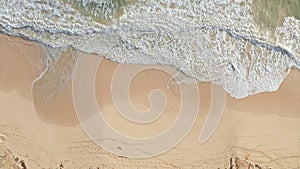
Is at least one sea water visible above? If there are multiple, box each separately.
[0,0,299,98]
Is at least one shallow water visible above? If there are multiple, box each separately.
[253,0,300,30]
[61,0,135,24]
[0,0,299,98]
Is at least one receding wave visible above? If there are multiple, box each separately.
[0,0,299,98]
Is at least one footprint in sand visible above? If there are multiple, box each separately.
[0,134,7,143]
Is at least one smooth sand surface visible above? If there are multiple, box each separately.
[0,34,299,168]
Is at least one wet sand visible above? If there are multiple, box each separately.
[0,34,299,168]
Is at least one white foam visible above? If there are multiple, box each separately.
[0,0,299,98]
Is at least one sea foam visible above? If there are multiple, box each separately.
[0,0,299,98]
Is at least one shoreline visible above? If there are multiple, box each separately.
[0,34,299,168]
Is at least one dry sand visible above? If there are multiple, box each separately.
[0,34,299,168]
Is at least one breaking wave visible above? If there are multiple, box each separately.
[0,0,299,98]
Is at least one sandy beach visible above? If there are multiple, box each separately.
[0,34,299,168]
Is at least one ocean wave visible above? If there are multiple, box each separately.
[0,0,299,98]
